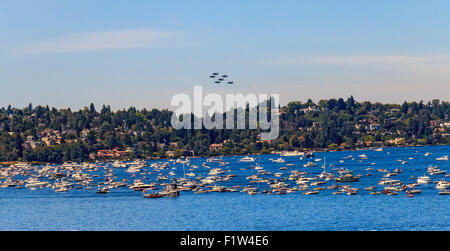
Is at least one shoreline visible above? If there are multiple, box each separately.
[1,144,448,166]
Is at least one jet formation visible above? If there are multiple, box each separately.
[209,72,234,85]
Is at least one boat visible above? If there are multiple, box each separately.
[436,155,449,161]
[428,166,446,175]
[336,174,359,183]
[239,156,256,162]
[24,178,49,188]
[55,187,69,192]
[111,161,127,168]
[206,157,223,163]
[96,187,110,194]
[303,191,319,195]
[272,157,286,163]
[305,152,315,158]
[280,151,304,157]
[436,181,450,190]
[209,168,225,175]
[143,193,163,199]
[438,190,450,195]
[129,180,155,191]
[159,184,179,197]
[417,176,432,184]
[303,162,317,167]
[126,166,142,173]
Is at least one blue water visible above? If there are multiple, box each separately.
[0,145,449,231]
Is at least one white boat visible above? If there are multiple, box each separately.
[62,162,79,170]
[239,156,256,162]
[379,179,401,186]
[303,162,317,167]
[11,162,31,169]
[417,176,432,184]
[24,178,49,188]
[207,157,223,163]
[112,161,127,168]
[436,181,450,190]
[272,157,285,163]
[428,166,447,175]
[209,168,225,175]
[436,156,449,161]
[126,166,141,173]
[280,151,305,157]
[129,159,146,165]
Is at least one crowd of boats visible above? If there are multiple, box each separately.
[0,150,449,198]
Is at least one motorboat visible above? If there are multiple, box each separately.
[206,157,223,163]
[336,174,359,183]
[239,156,256,162]
[209,168,225,175]
[303,162,317,167]
[436,155,449,161]
[417,176,432,184]
[280,151,305,157]
[272,157,286,163]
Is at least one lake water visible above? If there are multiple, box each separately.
[0,145,449,231]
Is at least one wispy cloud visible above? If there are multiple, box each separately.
[260,55,444,65]
[18,28,184,54]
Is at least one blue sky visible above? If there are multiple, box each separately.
[1,0,450,110]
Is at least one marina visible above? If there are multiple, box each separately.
[0,145,449,230]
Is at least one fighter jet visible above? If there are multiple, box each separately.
[227,81,234,85]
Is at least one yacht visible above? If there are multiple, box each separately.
[129,180,155,191]
[428,166,446,175]
[24,178,49,188]
[112,161,127,168]
[209,168,225,175]
[280,151,305,157]
[96,187,110,194]
[272,157,286,163]
[126,165,141,173]
[436,155,449,161]
[129,159,146,166]
[12,162,31,169]
[239,156,256,162]
[206,157,223,163]
[303,162,317,167]
[159,184,179,197]
[417,176,432,184]
[436,181,450,190]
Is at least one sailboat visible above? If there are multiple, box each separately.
[318,157,334,180]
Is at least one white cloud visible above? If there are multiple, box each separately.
[18,28,182,54]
